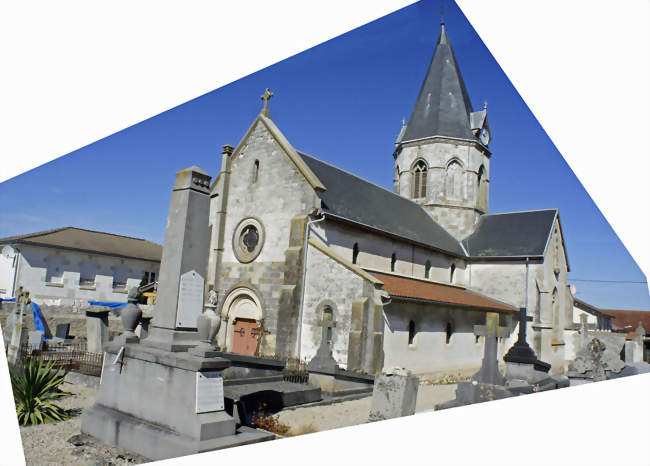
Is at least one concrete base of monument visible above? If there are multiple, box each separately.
[81,343,274,461]
[82,404,274,461]
[139,325,201,352]
[505,361,552,385]
[434,381,516,411]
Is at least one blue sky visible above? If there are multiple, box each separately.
[0,0,647,310]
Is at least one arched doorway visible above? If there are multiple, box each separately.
[220,288,263,356]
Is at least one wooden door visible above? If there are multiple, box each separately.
[232,318,259,356]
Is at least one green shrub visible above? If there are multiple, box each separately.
[10,358,71,426]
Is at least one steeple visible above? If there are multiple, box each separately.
[401,23,476,143]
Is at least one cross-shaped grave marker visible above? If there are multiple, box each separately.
[472,312,511,386]
[503,307,551,373]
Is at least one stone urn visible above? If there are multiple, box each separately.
[120,287,142,343]
[190,290,221,357]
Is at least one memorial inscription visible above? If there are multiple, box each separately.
[196,371,225,413]
[176,270,205,328]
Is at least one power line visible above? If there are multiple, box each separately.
[569,278,647,284]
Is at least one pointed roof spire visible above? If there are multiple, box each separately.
[401,24,476,143]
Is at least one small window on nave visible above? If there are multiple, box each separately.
[446,322,454,344]
[450,264,456,283]
[425,260,431,279]
[352,243,359,265]
[408,320,416,345]
[391,253,397,272]
[412,160,427,199]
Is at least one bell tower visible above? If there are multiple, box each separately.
[393,23,492,239]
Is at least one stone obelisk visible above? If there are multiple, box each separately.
[144,166,212,351]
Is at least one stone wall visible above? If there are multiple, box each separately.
[383,300,515,377]
[0,301,124,344]
[211,119,319,359]
[301,242,365,369]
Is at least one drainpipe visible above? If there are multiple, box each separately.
[213,144,234,295]
[524,257,529,310]
[295,210,325,360]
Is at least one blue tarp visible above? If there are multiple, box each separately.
[31,302,51,340]
[88,301,128,309]
[1,298,16,302]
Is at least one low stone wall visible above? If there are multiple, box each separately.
[0,302,124,345]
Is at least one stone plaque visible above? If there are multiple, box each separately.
[195,371,224,413]
[176,270,204,328]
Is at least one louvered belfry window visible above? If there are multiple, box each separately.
[413,160,427,199]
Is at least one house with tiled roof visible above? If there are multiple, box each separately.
[0,227,161,306]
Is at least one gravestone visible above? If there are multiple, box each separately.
[28,330,44,351]
[2,300,19,348]
[567,328,625,385]
[568,330,626,383]
[368,368,419,422]
[436,312,515,410]
[503,307,551,384]
[7,289,29,366]
[55,323,71,339]
[624,323,645,363]
[471,312,510,386]
[307,307,339,372]
[81,161,274,461]
[86,309,110,353]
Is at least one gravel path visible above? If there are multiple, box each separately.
[17,379,457,463]
[18,380,147,466]
[277,383,458,436]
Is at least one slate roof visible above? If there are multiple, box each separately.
[370,271,517,313]
[463,209,558,258]
[0,227,162,262]
[298,152,466,257]
[402,24,477,143]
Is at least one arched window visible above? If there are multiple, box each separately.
[445,160,463,200]
[352,243,359,265]
[391,253,397,272]
[424,260,431,279]
[446,322,454,344]
[412,160,428,199]
[450,264,456,283]
[477,165,484,186]
[408,320,416,345]
[323,306,334,345]
[253,160,260,184]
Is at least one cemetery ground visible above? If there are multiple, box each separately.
[17,376,458,465]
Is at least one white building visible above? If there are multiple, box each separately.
[0,227,161,306]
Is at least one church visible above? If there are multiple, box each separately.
[202,23,572,379]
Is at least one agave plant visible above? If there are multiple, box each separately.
[9,358,71,426]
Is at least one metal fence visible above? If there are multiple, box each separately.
[19,341,103,377]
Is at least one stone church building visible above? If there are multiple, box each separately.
[202,24,572,378]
